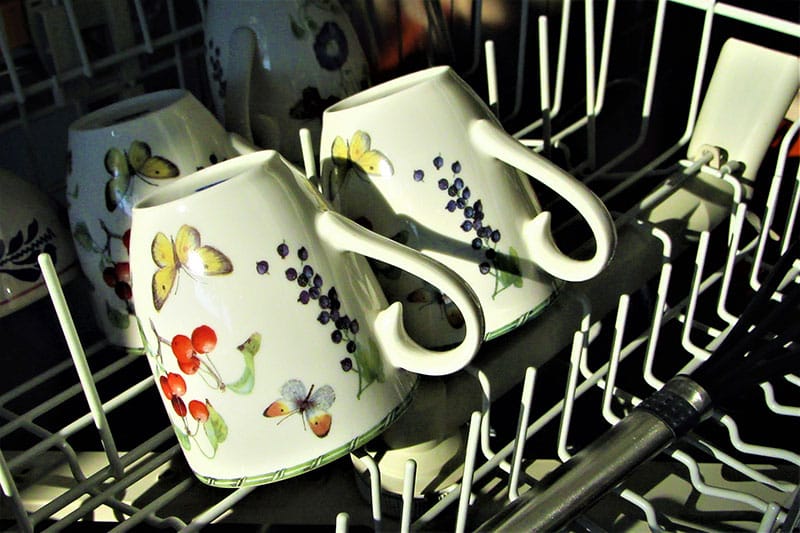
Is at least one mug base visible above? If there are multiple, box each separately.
[190,382,418,488]
[485,281,563,342]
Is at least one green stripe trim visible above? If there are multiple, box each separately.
[196,381,418,488]
[485,283,562,341]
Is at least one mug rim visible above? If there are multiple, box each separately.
[133,149,283,212]
[69,89,191,132]
[324,66,454,114]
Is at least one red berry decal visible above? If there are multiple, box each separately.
[166,372,187,397]
[178,356,201,375]
[171,396,187,417]
[191,325,217,354]
[114,281,132,300]
[171,334,194,361]
[114,262,131,283]
[102,267,117,287]
[122,229,131,253]
[189,400,210,422]
[159,375,173,399]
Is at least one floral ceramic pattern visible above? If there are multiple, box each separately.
[151,224,233,311]
[0,218,57,283]
[413,155,523,299]
[329,130,393,200]
[142,319,262,457]
[257,240,384,398]
[71,220,133,329]
[104,141,179,213]
[264,380,335,438]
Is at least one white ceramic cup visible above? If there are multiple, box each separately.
[320,66,617,347]
[129,150,483,486]
[67,89,248,349]
[204,0,370,163]
[1,169,79,317]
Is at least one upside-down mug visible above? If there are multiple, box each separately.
[320,66,616,347]
[129,150,483,486]
[66,89,249,349]
[204,0,370,163]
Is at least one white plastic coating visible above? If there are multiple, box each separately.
[556,331,586,462]
[0,449,33,533]
[356,452,382,526]
[484,40,498,116]
[761,383,800,417]
[401,460,416,533]
[680,231,712,361]
[509,367,537,501]
[38,254,125,479]
[335,512,350,533]
[601,295,630,425]
[62,0,93,77]
[0,12,24,104]
[131,0,154,53]
[716,414,800,467]
[454,411,482,533]
[299,128,319,190]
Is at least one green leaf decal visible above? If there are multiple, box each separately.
[106,300,131,329]
[72,222,96,252]
[226,333,261,394]
[290,16,306,38]
[356,337,385,386]
[495,247,523,291]
[174,424,191,450]
[204,401,228,451]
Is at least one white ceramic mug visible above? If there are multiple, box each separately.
[320,66,616,347]
[129,150,483,486]
[204,0,370,163]
[67,89,248,349]
[1,169,79,317]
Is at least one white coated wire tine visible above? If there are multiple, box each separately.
[335,512,350,533]
[685,436,796,493]
[591,0,616,116]
[574,292,596,380]
[0,449,33,533]
[680,231,712,361]
[760,383,800,417]
[355,452,383,528]
[503,0,530,122]
[670,448,783,517]
[509,367,537,501]
[37,253,125,479]
[62,0,94,77]
[617,489,663,532]
[716,201,748,325]
[455,411,482,533]
[513,0,571,139]
[582,0,597,169]
[716,414,800,467]
[299,128,320,190]
[601,294,630,425]
[537,16,551,153]
[757,502,783,533]
[464,0,484,76]
[131,0,154,53]
[642,225,674,390]
[750,120,800,290]
[109,478,194,532]
[557,330,585,462]
[781,170,800,256]
[182,487,257,532]
[0,12,24,104]
[466,367,512,473]
[166,0,186,89]
[400,459,417,533]
[484,40,498,116]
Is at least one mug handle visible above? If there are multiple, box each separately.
[224,27,257,144]
[316,210,485,376]
[471,119,617,282]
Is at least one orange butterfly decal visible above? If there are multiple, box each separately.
[264,379,335,438]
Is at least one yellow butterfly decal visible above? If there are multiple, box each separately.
[105,140,180,212]
[329,130,393,198]
[151,224,233,311]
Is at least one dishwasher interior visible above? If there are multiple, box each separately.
[1,0,799,531]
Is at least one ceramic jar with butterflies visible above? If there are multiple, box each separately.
[203,0,370,164]
[129,150,483,486]
[66,89,250,349]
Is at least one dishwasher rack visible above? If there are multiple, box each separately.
[1,1,799,531]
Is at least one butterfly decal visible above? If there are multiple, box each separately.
[105,141,179,212]
[329,130,393,198]
[151,224,233,311]
[407,287,465,329]
[264,379,335,438]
